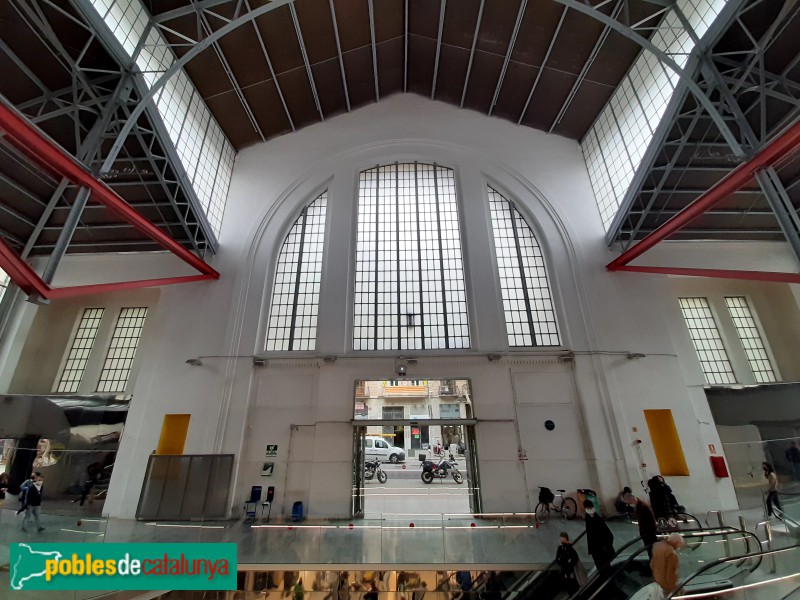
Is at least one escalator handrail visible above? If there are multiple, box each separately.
[565,526,740,600]
[663,542,800,600]
[573,527,763,600]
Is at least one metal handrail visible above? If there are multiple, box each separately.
[576,528,762,600]
[664,543,800,600]
[705,510,725,528]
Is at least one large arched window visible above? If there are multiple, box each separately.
[488,187,560,347]
[354,163,469,350]
[265,192,328,351]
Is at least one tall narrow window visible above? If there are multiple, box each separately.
[725,296,777,383]
[97,307,148,393]
[678,297,735,385]
[354,163,469,351]
[266,192,328,351]
[488,187,560,347]
[55,308,105,393]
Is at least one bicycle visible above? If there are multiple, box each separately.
[535,486,578,524]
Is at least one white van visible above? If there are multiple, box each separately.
[364,436,406,463]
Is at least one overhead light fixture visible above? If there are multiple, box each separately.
[253,357,267,367]
[322,356,337,364]
[487,353,503,362]
[559,351,575,362]
[185,358,203,366]
[627,352,646,360]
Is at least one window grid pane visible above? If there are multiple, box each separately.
[55,308,105,393]
[354,163,470,351]
[678,297,735,385]
[487,187,561,347]
[97,307,148,393]
[724,296,777,383]
[265,192,328,351]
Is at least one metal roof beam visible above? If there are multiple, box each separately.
[431,0,446,100]
[197,9,267,142]
[13,1,104,106]
[489,0,527,116]
[328,0,350,112]
[289,1,324,121]
[244,0,294,130]
[549,0,623,133]
[0,38,50,95]
[20,178,70,259]
[151,0,234,24]
[404,0,409,93]
[460,0,485,108]
[518,6,567,124]
[368,0,380,102]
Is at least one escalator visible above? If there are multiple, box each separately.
[511,516,649,599]
[572,528,764,600]
[511,525,758,600]
[664,543,800,599]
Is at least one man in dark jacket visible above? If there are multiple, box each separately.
[555,532,580,594]
[584,500,615,570]
[635,498,659,558]
[21,472,45,532]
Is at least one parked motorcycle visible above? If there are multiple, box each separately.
[421,454,464,484]
[364,459,388,483]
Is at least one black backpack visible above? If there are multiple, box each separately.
[538,487,555,504]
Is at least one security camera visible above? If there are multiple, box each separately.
[396,363,407,376]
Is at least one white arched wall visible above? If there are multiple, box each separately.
[93,95,740,519]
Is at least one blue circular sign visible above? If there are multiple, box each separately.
[544,420,555,431]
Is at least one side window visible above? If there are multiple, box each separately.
[376,440,387,449]
[265,191,328,351]
[365,439,373,448]
[487,186,560,347]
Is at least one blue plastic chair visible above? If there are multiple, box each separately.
[243,486,262,521]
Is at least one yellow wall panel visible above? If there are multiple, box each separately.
[156,414,190,455]
[644,409,689,476]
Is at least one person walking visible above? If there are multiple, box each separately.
[455,571,472,600]
[21,472,45,532]
[786,442,800,481]
[0,472,8,508]
[584,499,615,570]
[763,462,782,518]
[650,533,685,596]
[555,531,580,594]
[74,462,102,507]
[635,498,659,558]
[615,487,636,515]
[294,578,305,600]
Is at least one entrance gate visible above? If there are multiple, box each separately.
[351,419,481,518]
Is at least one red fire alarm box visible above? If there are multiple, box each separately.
[710,456,729,478]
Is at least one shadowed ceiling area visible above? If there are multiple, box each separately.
[146,0,658,149]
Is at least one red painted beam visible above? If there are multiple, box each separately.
[45,274,217,299]
[0,101,219,279]
[0,239,49,296]
[608,121,800,272]
[615,265,800,284]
